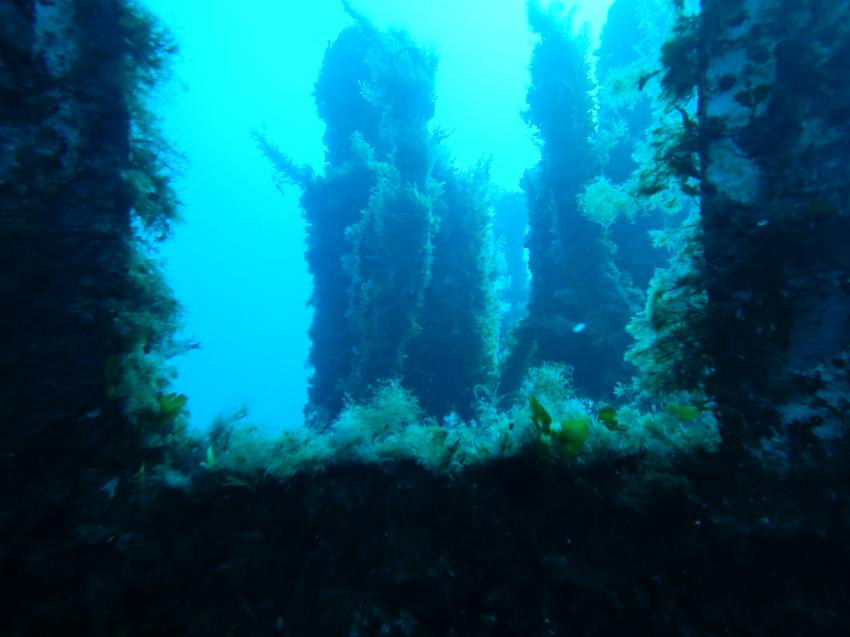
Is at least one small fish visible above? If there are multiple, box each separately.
[572,322,586,333]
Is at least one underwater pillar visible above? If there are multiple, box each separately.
[266,9,499,426]
[0,0,179,442]
[696,0,850,448]
[503,3,639,399]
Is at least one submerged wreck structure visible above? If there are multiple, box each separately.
[2,0,850,635]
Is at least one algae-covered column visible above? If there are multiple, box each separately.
[317,11,442,419]
[0,0,180,446]
[404,158,501,419]
[259,9,436,426]
[502,2,639,398]
[261,6,499,425]
[673,0,850,449]
[594,0,676,293]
